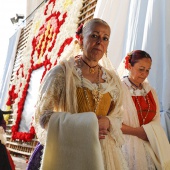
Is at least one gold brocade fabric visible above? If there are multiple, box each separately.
[77,87,112,116]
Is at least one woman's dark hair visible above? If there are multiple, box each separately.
[128,50,152,66]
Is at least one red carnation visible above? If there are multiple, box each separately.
[124,55,130,69]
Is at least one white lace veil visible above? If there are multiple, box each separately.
[117,58,129,79]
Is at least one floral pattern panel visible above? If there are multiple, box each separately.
[6,0,83,142]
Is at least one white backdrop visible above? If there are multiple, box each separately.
[94,0,170,141]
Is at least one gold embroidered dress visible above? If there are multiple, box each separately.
[77,87,112,116]
[35,56,128,170]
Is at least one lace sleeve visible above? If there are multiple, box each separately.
[34,65,66,144]
[106,73,125,146]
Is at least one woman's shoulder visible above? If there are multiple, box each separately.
[39,64,66,94]
[46,64,65,78]
[142,81,154,93]
[49,64,65,74]
[121,76,131,89]
[40,64,65,87]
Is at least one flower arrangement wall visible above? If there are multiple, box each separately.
[6,0,83,142]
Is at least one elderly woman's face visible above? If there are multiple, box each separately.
[82,22,110,62]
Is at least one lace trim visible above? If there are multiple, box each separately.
[122,137,156,170]
[123,76,151,96]
[35,66,66,144]
[75,64,120,103]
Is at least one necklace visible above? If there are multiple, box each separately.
[81,57,98,74]
[132,87,150,125]
[128,78,142,89]
[78,57,102,113]
[125,77,151,124]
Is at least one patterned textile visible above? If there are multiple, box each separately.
[76,87,112,116]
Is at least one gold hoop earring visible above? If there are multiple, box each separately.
[80,45,83,51]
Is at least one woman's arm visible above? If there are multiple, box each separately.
[121,123,148,141]
[35,65,65,129]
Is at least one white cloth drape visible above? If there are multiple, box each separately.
[94,0,130,69]
[0,29,21,110]
[94,0,170,141]
[41,112,105,170]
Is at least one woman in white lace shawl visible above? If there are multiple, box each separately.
[32,18,128,170]
[118,50,170,170]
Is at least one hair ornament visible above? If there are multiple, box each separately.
[124,50,135,69]
[76,24,83,40]
[124,55,130,69]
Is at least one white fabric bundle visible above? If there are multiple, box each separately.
[41,112,104,170]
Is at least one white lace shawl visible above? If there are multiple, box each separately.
[121,78,170,170]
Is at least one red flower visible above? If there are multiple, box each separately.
[124,55,130,69]
[76,24,83,40]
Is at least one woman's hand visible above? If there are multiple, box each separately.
[97,116,110,139]
[121,123,148,141]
